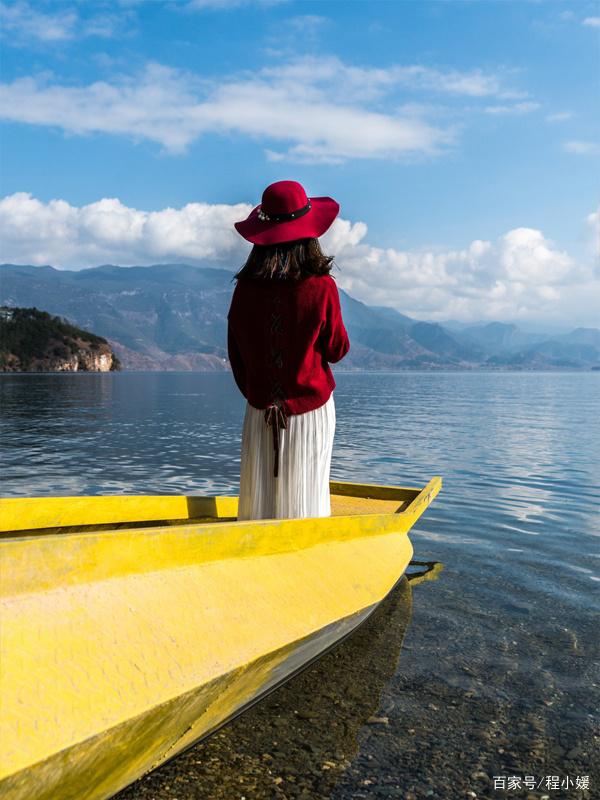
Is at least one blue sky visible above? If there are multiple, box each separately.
[0,0,599,327]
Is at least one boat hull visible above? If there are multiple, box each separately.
[0,478,441,800]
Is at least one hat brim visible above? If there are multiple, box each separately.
[234,196,340,246]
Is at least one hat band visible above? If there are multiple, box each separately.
[258,201,312,224]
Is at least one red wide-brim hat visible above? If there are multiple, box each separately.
[234,180,340,246]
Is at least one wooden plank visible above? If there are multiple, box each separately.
[331,494,404,516]
[0,495,238,533]
[0,512,416,597]
[329,480,421,502]
[0,481,428,533]
[404,476,443,515]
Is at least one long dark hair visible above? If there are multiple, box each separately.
[234,238,334,281]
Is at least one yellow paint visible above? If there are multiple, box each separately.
[0,477,441,800]
[0,479,426,534]
[0,494,239,533]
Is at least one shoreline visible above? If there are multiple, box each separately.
[2,366,599,375]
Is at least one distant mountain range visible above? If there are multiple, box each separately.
[1,263,599,371]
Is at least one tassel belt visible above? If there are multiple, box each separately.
[264,403,288,478]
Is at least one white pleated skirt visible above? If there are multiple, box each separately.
[238,393,336,521]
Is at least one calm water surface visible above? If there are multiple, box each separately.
[1,372,599,800]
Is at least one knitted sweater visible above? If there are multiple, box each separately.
[227,273,350,417]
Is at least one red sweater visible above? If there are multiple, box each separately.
[227,273,350,416]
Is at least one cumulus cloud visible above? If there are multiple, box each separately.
[582,17,600,28]
[322,223,593,323]
[586,206,600,259]
[1,191,597,325]
[0,192,252,267]
[0,56,527,162]
[499,228,572,284]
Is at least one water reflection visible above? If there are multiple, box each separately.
[0,373,244,496]
[117,563,443,800]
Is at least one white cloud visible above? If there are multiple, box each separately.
[0,1,77,42]
[582,17,600,28]
[499,228,572,284]
[186,0,287,8]
[564,140,600,155]
[1,192,597,325]
[187,0,247,7]
[0,56,528,162]
[0,192,252,267]
[484,101,540,115]
[260,14,329,58]
[323,222,593,324]
[0,63,209,154]
[586,206,600,259]
[261,57,527,101]
[283,14,329,35]
[80,12,128,39]
[545,111,573,122]
[0,0,128,44]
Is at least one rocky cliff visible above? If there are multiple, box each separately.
[0,307,121,372]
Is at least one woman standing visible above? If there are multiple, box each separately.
[228,180,350,521]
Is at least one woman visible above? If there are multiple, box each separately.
[228,180,350,521]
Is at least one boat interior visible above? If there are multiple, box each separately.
[0,481,425,536]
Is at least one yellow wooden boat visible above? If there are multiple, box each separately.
[125,561,443,799]
[0,477,441,800]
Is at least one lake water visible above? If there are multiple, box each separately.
[1,371,598,800]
